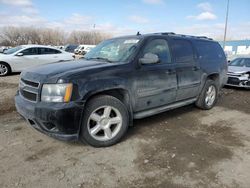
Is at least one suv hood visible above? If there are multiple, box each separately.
[22,59,115,82]
[228,66,250,74]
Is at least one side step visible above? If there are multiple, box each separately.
[134,98,197,119]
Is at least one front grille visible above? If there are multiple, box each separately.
[19,78,40,102]
[227,77,240,85]
[20,89,37,101]
[21,78,39,88]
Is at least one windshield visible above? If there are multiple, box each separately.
[230,58,250,67]
[4,46,23,54]
[84,38,140,62]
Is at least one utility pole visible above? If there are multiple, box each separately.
[223,0,230,49]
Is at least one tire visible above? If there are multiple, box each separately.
[195,79,219,110]
[0,62,11,76]
[80,95,129,147]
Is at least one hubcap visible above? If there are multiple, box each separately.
[0,64,8,76]
[87,106,122,141]
[205,85,216,107]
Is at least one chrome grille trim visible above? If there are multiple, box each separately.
[19,78,40,102]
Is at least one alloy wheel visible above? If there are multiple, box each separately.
[87,106,123,141]
[0,64,8,76]
[205,85,216,107]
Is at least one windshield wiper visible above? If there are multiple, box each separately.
[86,57,113,63]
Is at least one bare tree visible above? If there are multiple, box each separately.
[0,26,112,46]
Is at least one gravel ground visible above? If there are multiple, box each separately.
[0,74,250,188]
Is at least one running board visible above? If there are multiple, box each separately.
[134,98,197,119]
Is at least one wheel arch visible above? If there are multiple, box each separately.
[83,88,134,125]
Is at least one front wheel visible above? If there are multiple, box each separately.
[0,62,11,76]
[195,79,218,110]
[80,95,129,147]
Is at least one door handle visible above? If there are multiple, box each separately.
[192,66,200,71]
[165,69,176,74]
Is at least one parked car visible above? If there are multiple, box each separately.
[0,46,11,53]
[0,45,74,76]
[226,57,250,88]
[74,45,95,55]
[15,32,227,147]
[64,44,78,53]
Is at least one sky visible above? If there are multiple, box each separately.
[0,0,249,40]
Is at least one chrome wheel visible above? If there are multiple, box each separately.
[205,85,216,107]
[0,64,8,76]
[87,106,123,141]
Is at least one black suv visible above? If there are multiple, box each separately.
[15,32,228,147]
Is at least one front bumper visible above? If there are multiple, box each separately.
[15,91,84,141]
[226,76,250,88]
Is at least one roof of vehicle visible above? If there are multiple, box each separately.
[20,44,62,49]
[113,32,215,42]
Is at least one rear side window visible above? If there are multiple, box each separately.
[39,48,61,55]
[196,41,225,60]
[171,39,194,63]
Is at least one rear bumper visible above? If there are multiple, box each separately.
[15,91,84,141]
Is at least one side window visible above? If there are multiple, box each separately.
[171,39,194,63]
[196,41,225,60]
[142,39,171,63]
[244,58,250,67]
[39,48,61,55]
[21,48,38,56]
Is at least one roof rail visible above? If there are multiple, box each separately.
[167,33,213,41]
[151,32,213,40]
[161,32,176,35]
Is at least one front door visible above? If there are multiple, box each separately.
[12,47,40,71]
[134,38,177,112]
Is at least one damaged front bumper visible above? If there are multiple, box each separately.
[226,73,250,88]
[15,91,84,141]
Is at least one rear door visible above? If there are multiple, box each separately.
[38,47,63,65]
[170,39,201,101]
[134,37,177,112]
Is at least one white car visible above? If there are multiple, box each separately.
[74,45,95,55]
[0,45,74,76]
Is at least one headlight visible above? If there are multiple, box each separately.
[242,73,249,78]
[41,83,73,102]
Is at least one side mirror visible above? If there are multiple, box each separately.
[16,53,23,56]
[139,53,160,65]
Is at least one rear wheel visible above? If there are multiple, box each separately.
[0,62,10,76]
[80,95,129,147]
[195,79,218,110]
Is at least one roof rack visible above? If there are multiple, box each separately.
[153,32,213,40]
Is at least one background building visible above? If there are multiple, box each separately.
[219,40,250,60]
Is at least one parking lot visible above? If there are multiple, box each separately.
[0,74,250,188]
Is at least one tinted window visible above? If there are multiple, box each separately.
[39,48,61,55]
[244,58,250,67]
[171,39,194,63]
[142,39,171,63]
[21,48,38,55]
[196,41,225,60]
[229,58,245,67]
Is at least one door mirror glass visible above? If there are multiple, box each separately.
[16,52,23,56]
[139,53,160,65]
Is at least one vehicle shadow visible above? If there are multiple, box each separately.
[124,104,198,141]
